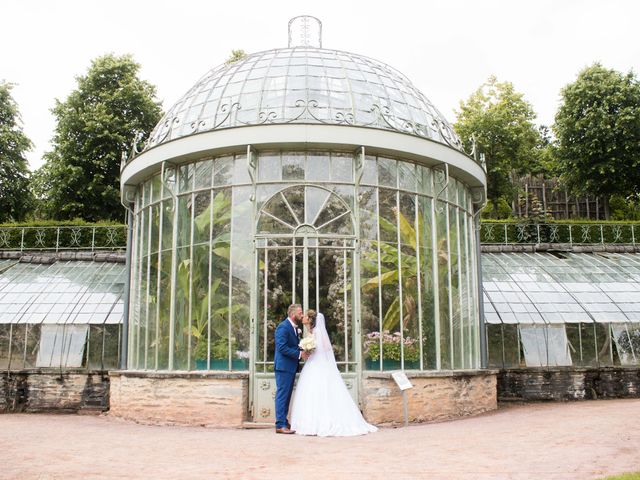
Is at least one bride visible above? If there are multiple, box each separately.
[290,310,378,436]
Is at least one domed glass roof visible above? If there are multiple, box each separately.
[144,47,463,152]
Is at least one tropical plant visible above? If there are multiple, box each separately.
[363,331,420,362]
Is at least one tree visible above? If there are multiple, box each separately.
[0,81,33,222]
[553,63,640,206]
[454,76,541,204]
[226,49,247,64]
[35,54,162,221]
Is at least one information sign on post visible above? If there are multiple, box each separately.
[391,372,413,426]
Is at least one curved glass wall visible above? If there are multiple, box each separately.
[128,150,480,371]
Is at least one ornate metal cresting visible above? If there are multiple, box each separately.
[288,15,322,48]
[480,221,639,246]
[0,225,127,251]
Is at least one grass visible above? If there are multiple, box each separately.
[600,473,640,480]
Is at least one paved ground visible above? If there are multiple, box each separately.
[1,399,639,480]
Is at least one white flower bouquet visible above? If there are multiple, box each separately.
[299,336,316,353]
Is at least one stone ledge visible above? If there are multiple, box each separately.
[109,369,249,380]
[363,369,499,379]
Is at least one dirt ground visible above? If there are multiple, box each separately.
[1,399,639,480]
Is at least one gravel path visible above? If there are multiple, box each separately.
[1,399,639,479]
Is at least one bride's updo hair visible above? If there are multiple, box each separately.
[306,309,317,329]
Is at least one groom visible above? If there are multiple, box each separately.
[274,303,309,434]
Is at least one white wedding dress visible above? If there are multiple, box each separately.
[290,313,378,437]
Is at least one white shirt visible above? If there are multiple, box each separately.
[287,317,301,359]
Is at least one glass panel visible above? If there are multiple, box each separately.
[36,325,88,368]
[487,324,504,368]
[24,323,40,368]
[9,324,26,369]
[449,206,461,369]
[230,187,252,370]
[305,187,329,225]
[399,193,419,369]
[361,239,382,370]
[502,323,520,367]
[377,189,397,243]
[103,324,120,370]
[398,162,416,191]
[194,159,213,190]
[612,324,637,365]
[87,325,104,369]
[214,156,233,186]
[358,187,378,241]
[377,157,397,188]
[233,154,250,184]
[306,152,330,182]
[174,244,190,370]
[179,164,194,193]
[331,153,353,182]
[436,201,451,369]
[546,325,572,366]
[258,152,281,182]
[0,323,11,370]
[595,322,614,366]
[519,325,546,367]
[282,153,305,181]
[361,155,377,185]
[157,247,172,369]
[207,188,233,370]
[418,195,436,369]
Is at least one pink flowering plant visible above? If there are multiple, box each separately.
[363,331,420,362]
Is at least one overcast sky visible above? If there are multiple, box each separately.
[3,0,639,170]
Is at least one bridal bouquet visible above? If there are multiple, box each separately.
[299,336,316,353]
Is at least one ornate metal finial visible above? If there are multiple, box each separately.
[288,15,322,48]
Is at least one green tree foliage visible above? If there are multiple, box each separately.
[454,76,542,204]
[553,63,640,200]
[0,82,33,222]
[35,54,162,221]
[226,49,247,64]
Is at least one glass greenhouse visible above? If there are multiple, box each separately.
[484,252,640,368]
[120,17,487,420]
[0,260,124,370]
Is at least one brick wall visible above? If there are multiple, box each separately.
[361,371,498,425]
[498,367,640,401]
[109,371,249,427]
[0,370,109,413]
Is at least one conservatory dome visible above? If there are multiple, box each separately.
[143,46,464,152]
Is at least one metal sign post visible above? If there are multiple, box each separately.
[391,371,413,427]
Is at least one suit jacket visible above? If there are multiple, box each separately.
[274,318,301,373]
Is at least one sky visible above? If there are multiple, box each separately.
[3,0,639,171]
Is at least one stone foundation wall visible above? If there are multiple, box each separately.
[498,367,640,401]
[0,370,109,413]
[109,371,249,427]
[361,370,497,425]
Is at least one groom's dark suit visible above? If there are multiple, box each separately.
[274,317,301,430]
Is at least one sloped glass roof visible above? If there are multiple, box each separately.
[0,261,125,325]
[483,252,640,325]
[144,47,463,152]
